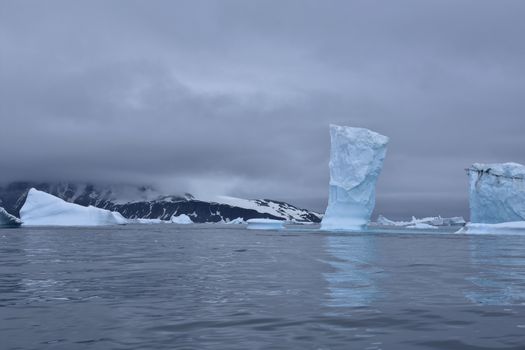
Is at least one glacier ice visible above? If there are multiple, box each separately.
[467,162,525,223]
[321,125,389,231]
[171,214,193,224]
[20,188,127,226]
[0,207,21,227]
[246,218,284,230]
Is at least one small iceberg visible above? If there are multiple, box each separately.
[0,207,22,227]
[20,188,127,226]
[246,218,285,230]
[129,218,167,224]
[226,217,245,224]
[376,215,465,227]
[171,214,193,224]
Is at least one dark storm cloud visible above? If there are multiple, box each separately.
[1,0,525,217]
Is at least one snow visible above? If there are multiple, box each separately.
[321,125,389,231]
[0,207,21,226]
[467,162,525,223]
[20,188,127,226]
[226,217,245,224]
[246,218,285,230]
[171,214,193,224]
[204,195,321,222]
[377,215,466,227]
[457,221,525,235]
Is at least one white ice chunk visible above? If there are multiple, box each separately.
[129,218,167,224]
[226,217,245,224]
[171,214,193,224]
[377,215,465,227]
[246,218,284,230]
[0,207,21,226]
[20,188,127,226]
[321,125,389,231]
[457,221,525,235]
[467,162,525,223]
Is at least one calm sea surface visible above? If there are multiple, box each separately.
[1,224,525,349]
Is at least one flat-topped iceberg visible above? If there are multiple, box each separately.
[321,125,389,231]
[20,188,127,226]
[171,214,193,224]
[0,207,21,227]
[467,162,525,223]
[246,218,285,230]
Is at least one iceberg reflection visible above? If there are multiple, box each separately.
[465,235,525,305]
[323,234,381,308]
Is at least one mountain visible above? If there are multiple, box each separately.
[0,182,322,223]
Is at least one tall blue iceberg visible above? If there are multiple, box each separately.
[467,162,525,223]
[321,125,389,231]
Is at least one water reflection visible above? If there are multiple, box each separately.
[323,234,381,308]
[465,235,525,305]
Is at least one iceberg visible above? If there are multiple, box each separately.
[226,217,245,224]
[171,214,193,224]
[0,207,21,227]
[457,221,525,235]
[467,163,525,223]
[376,215,465,227]
[321,125,389,231]
[20,188,127,226]
[129,218,167,224]
[246,218,285,230]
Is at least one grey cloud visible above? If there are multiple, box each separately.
[1,0,525,217]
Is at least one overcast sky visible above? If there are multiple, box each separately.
[1,0,525,218]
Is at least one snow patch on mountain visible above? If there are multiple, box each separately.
[207,195,322,222]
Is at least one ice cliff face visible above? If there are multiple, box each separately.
[321,125,389,231]
[468,163,525,224]
[0,207,21,227]
[20,188,127,226]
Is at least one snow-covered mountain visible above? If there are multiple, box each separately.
[0,182,322,223]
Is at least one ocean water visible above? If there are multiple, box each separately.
[1,224,525,349]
